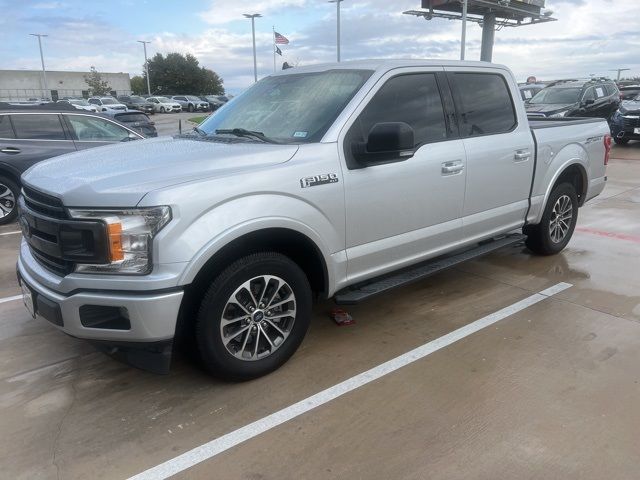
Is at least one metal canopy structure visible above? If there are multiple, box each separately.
[404,0,557,61]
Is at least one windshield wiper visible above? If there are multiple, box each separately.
[215,128,279,144]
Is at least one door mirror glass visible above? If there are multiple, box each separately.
[352,122,414,166]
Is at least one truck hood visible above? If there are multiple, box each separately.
[525,102,576,115]
[22,136,299,207]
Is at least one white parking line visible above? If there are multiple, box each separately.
[0,231,21,237]
[128,282,572,480]
[0,294,23,305]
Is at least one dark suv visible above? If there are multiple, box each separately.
[117,95,155,115]
[525,79,620,119]
[0,103,143,224]
[610,93,640,145]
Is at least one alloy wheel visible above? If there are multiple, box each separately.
[548,194,573,243]
[0,183,15,218]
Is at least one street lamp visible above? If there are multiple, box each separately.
[328,0,343,62]
[243,13,262,83]
[137,40,152,95]
[610,68,630,82]
[460,0,468,60]
[29,33,49,100]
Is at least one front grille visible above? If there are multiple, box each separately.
[622,116,640,129]
[22,186,67,219]
[19,188,108,277]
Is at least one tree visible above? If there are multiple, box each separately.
[144,52,224,95]
[130,75,146,95]
[84,66,112,96]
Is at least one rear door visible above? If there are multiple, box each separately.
[446,68,535,240]
[64,114,135,150]
[1,113,77,174]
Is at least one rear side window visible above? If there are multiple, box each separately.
[12,114,66,140]
[451,73,517,137]
[0,115,15,139]
[353,73,447,147]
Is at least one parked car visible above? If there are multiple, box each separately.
[117,95,155,115]
[57,98,99,112]
[87,97,128,112]
[171,95,209,112]
[201,95,228,111]
[525,79,620,119]
[100,110,157,138]
[619,85,640,101]
[519,83,546,101]
[146,96,182,113]
[610,93,640,144]
[0,102,143,224]
[15,60,610,379]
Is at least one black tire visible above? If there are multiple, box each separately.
[188,104,194,112]
[525,183,578,256]
[0,176,19,225]
[160,106,166,113]
[613,136,629,145]
[196,252,312,381]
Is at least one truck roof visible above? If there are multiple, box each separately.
[271,59,510,76]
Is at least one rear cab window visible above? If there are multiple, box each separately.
[11,114,66,140]
[449,72,517,137]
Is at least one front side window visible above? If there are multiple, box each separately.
[0,115,15,139]
[67,115,129,141]
[12,114,66,140]
[199,69,372,143]
[349,73,447,148]
[583,88,596,102]
[451,73,516,137]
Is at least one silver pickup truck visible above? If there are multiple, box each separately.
[16,60,611,380]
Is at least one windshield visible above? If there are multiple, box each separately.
[199,69,372,143]
[69,99,89,106]
[130,96,146,103]
[187,96,201,101]
[157,97,171,102]
[101,98,118,105]
[530,87,582,105]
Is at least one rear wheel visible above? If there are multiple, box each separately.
[0,176,19,225]
[195,252,312,381]
[525,183,578,255]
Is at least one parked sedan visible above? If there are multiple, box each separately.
[117,95,155,115]
[57,98,99,112]
[88,97,128,112]
[100,110,157,137]
[201,95,228,111]
[146,96,182,113]
[610,93,640,145]
[171,95,209,112]
[0,103,143,224]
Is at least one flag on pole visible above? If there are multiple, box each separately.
[275,45,283,56]
[274,32,290,44]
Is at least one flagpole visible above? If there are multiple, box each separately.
[273,26,276,73]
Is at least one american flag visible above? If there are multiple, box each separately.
[274,31,289,45]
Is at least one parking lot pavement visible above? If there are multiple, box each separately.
[152,111,210,137]
[0,149,639,479]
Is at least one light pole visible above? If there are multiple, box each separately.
[328,0,343,62]
[29,34,49,100]
[137,40,152,95]
[244,13,262,83]
[610,68,630,82]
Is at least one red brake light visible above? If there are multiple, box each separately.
[603,134,612,166]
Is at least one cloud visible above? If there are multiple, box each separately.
[199,0,309,25]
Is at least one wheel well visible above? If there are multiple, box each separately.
[554,164,587,206]
[0,168,20,187]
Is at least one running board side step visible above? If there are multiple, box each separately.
[334,234,526,305]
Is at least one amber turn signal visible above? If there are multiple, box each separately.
[107,222,124,261]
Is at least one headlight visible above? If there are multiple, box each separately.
[68,206,171,275]
[549,110,568,118]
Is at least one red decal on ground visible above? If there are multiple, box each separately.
[576,227,640,244]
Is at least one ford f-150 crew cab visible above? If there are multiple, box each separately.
[16,60,611,380]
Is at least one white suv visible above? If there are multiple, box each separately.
[87,97,128,112]
[146,96,182,113]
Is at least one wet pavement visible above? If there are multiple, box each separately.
[0,144,639,479]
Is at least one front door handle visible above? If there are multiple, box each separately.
[0,147,20,155]
[442,160,464,175]
[514,150,530,162]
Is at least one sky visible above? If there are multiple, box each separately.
[1,0,639,94]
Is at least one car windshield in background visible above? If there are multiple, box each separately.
[116,113,148,123]
[157,97,171,102]
[187,96,201,101]
[69,99,90,106]
[529,87,582,104]
[101,98,118,105]
[199,69,373,143]
[130,96,146,103]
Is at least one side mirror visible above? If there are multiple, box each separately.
[127,132,140,141]
[351,122,415,167]
[583,99,595,106]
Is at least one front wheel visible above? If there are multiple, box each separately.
[160,106,166,113]
[0,176,19,225]
[525,183,578,255]
[188,104,194,112]
[196,252,312,381]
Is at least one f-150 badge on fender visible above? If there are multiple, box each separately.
[300,173,339,188]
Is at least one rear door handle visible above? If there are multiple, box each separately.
[514,150,530,162]
[0,147,20,154]
[441,160,464,175]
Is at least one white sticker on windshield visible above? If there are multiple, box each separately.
[293,131,308,138]
[595,87,604,97]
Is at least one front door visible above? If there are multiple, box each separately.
[340,70,467,283]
